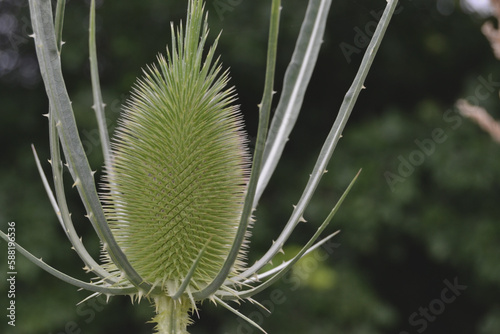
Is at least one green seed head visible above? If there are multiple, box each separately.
[102,0,250,296]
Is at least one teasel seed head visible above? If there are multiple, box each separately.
[101,0,250,300]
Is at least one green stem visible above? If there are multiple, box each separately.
[54,0,65,52]
[153,296,192,334]
[192,0,281,301]
[28,0,155,293]
[89,0,111,167]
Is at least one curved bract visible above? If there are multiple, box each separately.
[0,0,400,333]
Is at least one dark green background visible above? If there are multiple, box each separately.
[1,0,499,333]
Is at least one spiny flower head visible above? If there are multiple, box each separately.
[102,0,250,298]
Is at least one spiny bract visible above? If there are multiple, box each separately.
[102,0,250,301]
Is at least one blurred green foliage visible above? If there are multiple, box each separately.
[1,0,499,333]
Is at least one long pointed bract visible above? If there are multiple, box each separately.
[238,0,399,280]
[232,170,360,299]
[192,0,282,301]
[28,0,154,293]
[89,0,111,167]
[0,230,136,295]
[255,0,333,205]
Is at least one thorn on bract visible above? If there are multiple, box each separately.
[72,178,81,188]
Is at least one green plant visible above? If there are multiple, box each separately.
[0,0,398,333]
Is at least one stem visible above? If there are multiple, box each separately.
[89,0,111,167]
[255,0,332,204]
[28,0,154,293]
[192,0,281,301]
[153,296,192,334]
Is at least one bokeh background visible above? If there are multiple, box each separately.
[1,0,500,333]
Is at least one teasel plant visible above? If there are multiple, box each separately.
[0,0,398,333]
